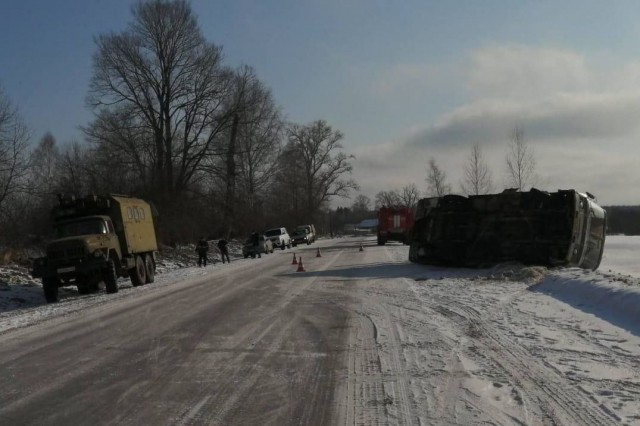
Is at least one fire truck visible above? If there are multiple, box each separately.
[377,206,414,245]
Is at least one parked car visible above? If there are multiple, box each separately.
[291,229,311,247]
[264,227,292,250]
[296,224,316,243]
[242,234,274,258]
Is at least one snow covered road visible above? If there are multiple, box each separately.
[0,236,639,425]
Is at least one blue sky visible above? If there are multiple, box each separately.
[3,1,640,205]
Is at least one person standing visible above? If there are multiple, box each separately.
[196,237,209,267]
[217,238,231,264]
[251,231,262,258]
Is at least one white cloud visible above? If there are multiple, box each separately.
[347,44,640,206]
[408,91,640,148]
[468,45,592,99]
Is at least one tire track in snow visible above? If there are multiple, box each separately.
[419,286,620,425]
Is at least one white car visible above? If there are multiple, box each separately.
[264,227,291,250]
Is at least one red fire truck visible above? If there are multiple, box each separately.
[377,206,414,245]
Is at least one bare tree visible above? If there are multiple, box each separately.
[505,126,536,190]
[231,66,283,210]
[425,157,451,197]
[87,0,235,196]
[29,132,60,197]
[56,142,92,195]
[351,194,371,213]
[286,120,358,221]
[374,190,401,209]
[400,184,420,208]
[0,86,30,213]
[461,143,493,195]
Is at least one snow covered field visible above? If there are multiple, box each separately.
[1,236,639,337]
[4,236,638,332]
[0,235,639,423]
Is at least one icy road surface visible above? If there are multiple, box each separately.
[1,236,639,425]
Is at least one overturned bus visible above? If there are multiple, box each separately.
[408,189,606,270]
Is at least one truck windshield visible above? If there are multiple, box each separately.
[55,218,108,238]
[580,209,607,270]
[265,229,281,237]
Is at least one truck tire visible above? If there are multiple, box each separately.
[104,260,119,294]
[409,241,419,263]
[281,241,285,250]
[130,255,146,287]
[42,277,59,303]
[144,254,155,283]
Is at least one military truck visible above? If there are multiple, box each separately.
[408,189,606,270]
[31,194,158,302]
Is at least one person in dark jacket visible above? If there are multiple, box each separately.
[196,237,209,267]
[251,231,261,258]
[217,238,230,264]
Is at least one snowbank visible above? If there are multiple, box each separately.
[534,269,640,336]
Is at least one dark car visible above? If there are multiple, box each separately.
[242,234,274,258]
[290,229,310,247]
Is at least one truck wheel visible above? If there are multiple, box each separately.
[144,254,155,283]
[42,277,59,303]
[104,260,118,294]
[281,241,286,250]
[130,255,146,287]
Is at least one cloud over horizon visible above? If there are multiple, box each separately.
[347,44,640,207]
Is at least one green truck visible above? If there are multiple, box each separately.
[31,194,158,303]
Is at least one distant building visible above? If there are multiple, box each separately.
[357,219,378,230]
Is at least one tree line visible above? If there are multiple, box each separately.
[344,125,539,222]
[0,0,357,250]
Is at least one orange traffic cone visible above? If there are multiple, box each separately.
[316,247,322,257]
[296,257,306,272]
[359,242,364,252]
[291,252,298,264]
